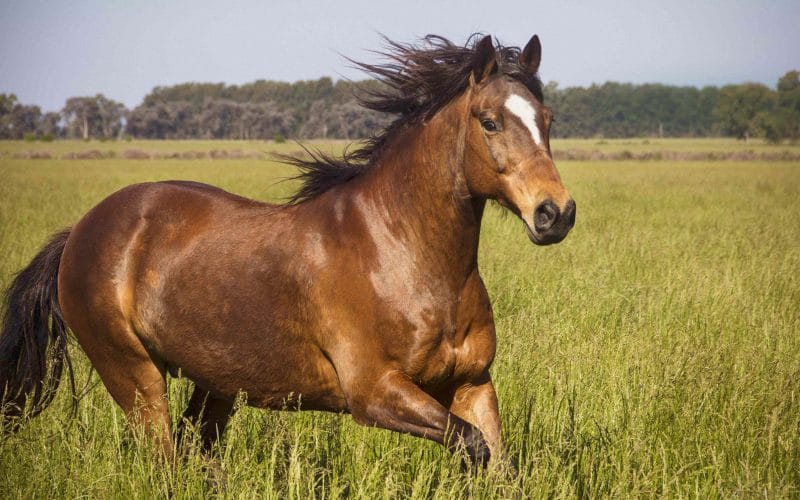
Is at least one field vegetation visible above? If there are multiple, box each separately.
[1,137,798,159]
[0,139,798,497]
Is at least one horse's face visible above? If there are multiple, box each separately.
[464,35,575,245]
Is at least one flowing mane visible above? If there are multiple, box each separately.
[284,34,544,204]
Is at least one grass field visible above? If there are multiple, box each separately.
[1,137,798,157]
[1,139,799,497]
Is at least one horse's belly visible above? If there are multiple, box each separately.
[155,325,348,412]
[135,271,348,412]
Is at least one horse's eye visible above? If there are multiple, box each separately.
[481,119,498,132]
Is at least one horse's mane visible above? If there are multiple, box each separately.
[283,34,544,205]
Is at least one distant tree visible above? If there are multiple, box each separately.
[0,93,17,138]
[63,96,97,139]
[299,99,390,140]
[38,112,62,138]
[299,99,336,139]
[244,103,296,140]
[696,86,721,135]
[717,72,800,143]
[775,70,800,141]
[545,81,721,138]
[329,100,391,140]
[62,94,126,140]
[96,95,127,139]
[0,93,15,114]
[9,104,42,139]
[713,83,775,140]
[0,94,45,139]
[114,71,800,141]
[127,102,178,139]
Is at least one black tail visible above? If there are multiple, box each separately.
[0,229,75,430]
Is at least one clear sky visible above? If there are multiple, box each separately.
[1,0,798,112]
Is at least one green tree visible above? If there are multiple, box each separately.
[0,94,45,139]
[775,70,800,141]
[62,96,99,140]
[0,93,18,138]
[10,104,42,139]
[96,95,127,139]
[37,112,62,138]
[713,83,775,140]
[62,94,126,140]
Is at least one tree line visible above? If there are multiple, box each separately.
[2,71,798,142]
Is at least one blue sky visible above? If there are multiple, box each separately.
[1,0,798,112]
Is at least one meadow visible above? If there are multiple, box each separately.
[0,139,798,498]
[2,136,799,157]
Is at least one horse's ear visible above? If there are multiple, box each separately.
[471,35,498,86]
[519,34,542,74]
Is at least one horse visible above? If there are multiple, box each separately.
[0,34,575,467]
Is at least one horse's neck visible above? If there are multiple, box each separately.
[355,99,484,279]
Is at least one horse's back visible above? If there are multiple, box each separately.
[57,180,257,341]
[59,180,267,297]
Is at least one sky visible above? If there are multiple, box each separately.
[1,0,798,112]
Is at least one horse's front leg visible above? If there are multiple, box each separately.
[345,369,491,466]
[448,372,509,469]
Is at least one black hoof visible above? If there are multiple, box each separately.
[462,425,491,468]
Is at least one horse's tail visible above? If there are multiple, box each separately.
[1,229,75,430]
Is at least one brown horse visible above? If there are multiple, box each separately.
[0,34,574,467]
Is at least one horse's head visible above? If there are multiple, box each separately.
[463,35,575,245]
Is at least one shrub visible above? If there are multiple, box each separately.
[123,149,150,159]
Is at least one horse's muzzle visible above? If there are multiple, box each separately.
[525,199,576,245]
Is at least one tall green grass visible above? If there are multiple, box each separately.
[1,147,798,497]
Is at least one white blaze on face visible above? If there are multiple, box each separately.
[505,93,543,147]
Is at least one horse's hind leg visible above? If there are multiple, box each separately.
[177,385,234,452]
[93,345,172,455]
[65,311,173,455]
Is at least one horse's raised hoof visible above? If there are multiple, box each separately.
[463,426,491,468]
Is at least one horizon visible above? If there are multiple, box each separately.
[6,73,795,115]
[2,0,799,113]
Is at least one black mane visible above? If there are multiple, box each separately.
[283,34,544,204]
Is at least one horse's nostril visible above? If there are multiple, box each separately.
[564,199,576,229]
[534,200,558,232]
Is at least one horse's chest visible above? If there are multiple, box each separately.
[414,337,459,386]
[406,318,495,389]
[379,274,496,387]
